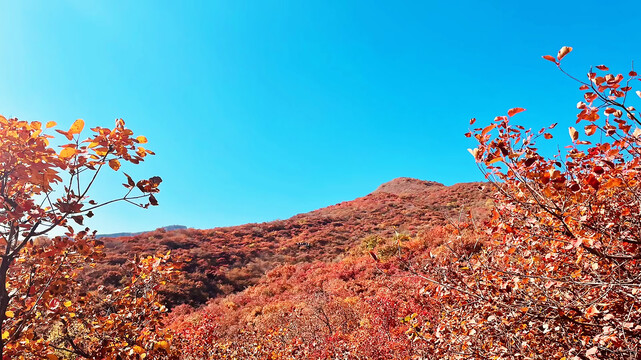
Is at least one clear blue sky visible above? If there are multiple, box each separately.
[2,1,641,233]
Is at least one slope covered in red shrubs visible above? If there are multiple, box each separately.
[161,179,491,358]
[86,178,490,307]
[81,178,489,358]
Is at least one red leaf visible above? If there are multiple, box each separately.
[542,55,557,63]
[469,118,476,125]
[584,124,597,136]
[595,65,609,71]
[150,176,162,186]
[586,174,600,190]
[507,107,526,117]
[124,173,135,188]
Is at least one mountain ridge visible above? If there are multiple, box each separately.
[96,225,187,239]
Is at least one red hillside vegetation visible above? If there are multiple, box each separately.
[157,179,491,358]
[83,179,491,308]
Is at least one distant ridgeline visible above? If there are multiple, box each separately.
[96,225,187,239]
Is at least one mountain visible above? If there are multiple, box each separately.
[95,225,187,239]
[85,178,491,308]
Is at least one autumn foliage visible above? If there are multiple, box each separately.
[0,116,175,358]
[428,46,641,358]
[163,47,641,359]
[5,46,640,360]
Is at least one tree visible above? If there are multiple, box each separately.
[418,47,641,359]
[0,116,175,359]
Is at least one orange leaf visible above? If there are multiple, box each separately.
[109,159,121,171]
[584,124,597,136]
[59,147,76,159]
[481,124,496,137]
[507,107,526,117]
[46,121,56,128]
[69,119,84,135]
[542,55,557,63]
[557,46,573,60]
[486,156,503,165]
[136,135,148,144]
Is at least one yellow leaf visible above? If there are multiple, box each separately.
[155,340,170,350]
[59,147,77,159]
[136,135,148,144]
[5,311,14,318]
[109,159,121,171]
[2,331,9,340]
[46,121,56,128]
[557,46,573,61]
[133,345,145,354]
[64,300,72,308]
[69,119,84,135]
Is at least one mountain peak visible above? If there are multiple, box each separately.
[372,177,444,196]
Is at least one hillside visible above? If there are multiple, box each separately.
[86,178,491,307]
[163,178,493,358]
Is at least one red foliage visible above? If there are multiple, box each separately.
[91,179,490,308]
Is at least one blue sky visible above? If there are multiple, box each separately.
[2,1,641,233]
